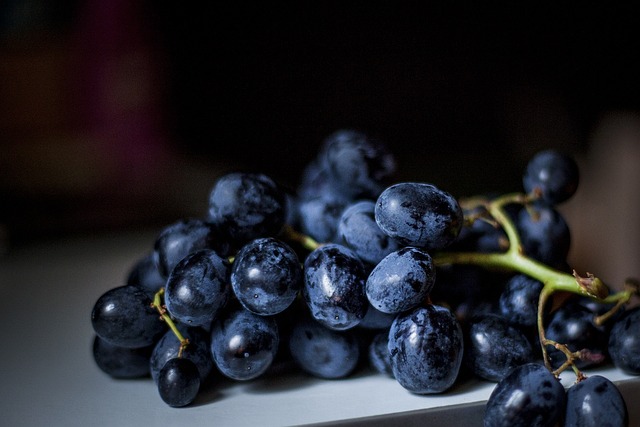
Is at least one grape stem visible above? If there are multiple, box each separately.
[152,288,189,358]
[434,192,637,380]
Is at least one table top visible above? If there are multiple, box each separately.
[1,231,638,427]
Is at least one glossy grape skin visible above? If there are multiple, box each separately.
[207,172,287,245]
[366,247,435,314]
[320,129,396,200]
[156,358,200,408]
[608,306,640,375]
[288,317,360,379]
[517,205,571,268]
[463,314,534,382]
[231,237,302,316]
[523,149,579,205]
[337,200,401,265]
[150,326,213,384]
[388,305,463,394]
[126,253,166,298]
[375,182,463,250]
[565,375,628,427]
[368,331,393,377]
[164,249,230,328]
[210,309,279,381]
[484,363,566,427]
[153,218,229,278]
[498,274,543,329]
[303,244,368,330]
[92,336,153,379]
[91,285,166,348]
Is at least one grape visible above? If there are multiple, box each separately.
[153,218,229,278]
[230,237,302,316]
[156,358,201,407]
[463,313,534,382]
[92,336,153,379]
[302,243,368,330]
[483,362,566,427]
[207,172,287,245]
[91,285,166,348]
[564,375,628,427]
[365,247,435,314]
[320,129,396,200]
[375,182,463,250]
[498,274,543,329]
[288,317,360,379]
[337,200,401,265]
[368,331,393,377]
[126,253,166,298]
[297,196,346,243]
[522,149,579,205]
[608,306,640,375]
[388,305,463,394]
[517,205,571,268]
[358,303,396,330]
[210,309,279,381]
[164,249,230,328]
[150,326,214,384]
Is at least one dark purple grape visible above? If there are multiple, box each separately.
[156,358,200,407]
[608,306,640,375]
[498,274,543,329]
[303,244,368,330]
[523,149,579,205]
[164,249,230,328]
[366,247,435,314]
[126,253,166,298]
[517,205,571,268]
[337,200,401,265]
[368,331,393,377]
[92,335,153,379]
[150,326,214,384]
[230,237,302,316]
[210,309,279,381]
[464,314,534,382]
[565,375,628,427]
[375,182,463,250]
[484,362,566,427]
[288,317,360,379]
[297,195,347,243]
[358,303,396,330]
[388,305,463,394]
[91,285,166,348]
[207,172,287,245]
[153,218,229,278]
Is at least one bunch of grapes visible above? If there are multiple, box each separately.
[90,129,639,425]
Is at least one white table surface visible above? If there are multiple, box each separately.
[1,231,638,427]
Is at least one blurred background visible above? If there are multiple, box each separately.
[1,2,639,286]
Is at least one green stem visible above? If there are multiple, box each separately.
[152,288,189,358]
[281,224,321,252]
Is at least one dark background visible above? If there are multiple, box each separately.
[2,2,640,250]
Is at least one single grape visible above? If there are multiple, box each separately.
[92,335,153,379]
[517,205,571,268]
[463,313,534,382]
[375,182,463,250]
[156,358,200,408]
[498,274,543,329]
[388,305,463,394]
[150,326,214,384]
[126,253,166,298]
[564,375,628,427]
[91,285,166,348]
[297,195,347,243]
[368,331,393,377]
[230,237,302,316]
[358,303,396,330]
[523,149,579,205]
[483,362,566,427]
[164,249,230,328]
[365,247,435,314]
[288,317,360,379]
[303,243,368,330]
[207,172,287,245]
[337,200,401,265]
[210,309,279,381]
[153,218,229,278]
[608,306,640,375]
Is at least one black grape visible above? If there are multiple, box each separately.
[296,196,347,243]
[92,336,153,379]
[498,274,543,329]
[91,285,166,348]
[564,375,628,427]
[156,358,201,407]
[368,331,393,377]
[126,253,166,298]
[522,149,579,205]
[483,362,566,427]
[608,306,640,375]
[517,205,571,268]
[303,243,368,330]
[375,182,463,251]
[150,326,214,384]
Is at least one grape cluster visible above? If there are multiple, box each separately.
[91,129,638,425]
